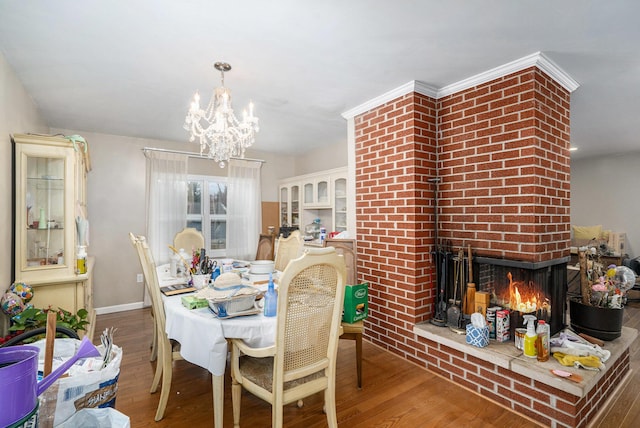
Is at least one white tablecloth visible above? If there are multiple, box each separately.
[162,294,276,376]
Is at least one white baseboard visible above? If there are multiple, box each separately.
[95,301,148,315]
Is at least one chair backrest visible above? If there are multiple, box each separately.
[323,238,357,285]
[273,247,346,388]
[129,233,167,333]
[173,227,205,252]
[274,230,304,271]
[255,233,276,261]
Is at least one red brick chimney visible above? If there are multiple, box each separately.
[346,53,577,358]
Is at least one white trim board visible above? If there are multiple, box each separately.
[342,52,579,120]
[95,301,146,315]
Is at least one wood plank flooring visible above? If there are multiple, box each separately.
[93,299,640,427]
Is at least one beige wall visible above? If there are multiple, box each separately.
[1,52,49,332]
[571,151,640,258]
[50,128,298,310]
[293,140,347,176]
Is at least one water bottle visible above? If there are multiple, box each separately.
[264,273,277,317]
[319,227,327,244]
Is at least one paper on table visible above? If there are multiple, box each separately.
[196,285,260,300]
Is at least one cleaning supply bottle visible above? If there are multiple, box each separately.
[76,246,87,274]
[536,320,550,362]
[522,314,537,358]
[264,272,277,317]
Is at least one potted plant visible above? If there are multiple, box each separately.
[570,250,635,340]
[0,307,89,346]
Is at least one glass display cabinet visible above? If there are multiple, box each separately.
[11,134,94,334]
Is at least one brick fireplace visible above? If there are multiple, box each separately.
[344,53,634,427]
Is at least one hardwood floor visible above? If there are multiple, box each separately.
[94,300,640,427]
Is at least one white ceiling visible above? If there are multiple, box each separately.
[1,1,639,159]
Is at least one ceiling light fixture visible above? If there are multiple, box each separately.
[184,61,259,167]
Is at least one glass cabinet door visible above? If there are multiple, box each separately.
[317,179,329,205]
[14,137,77,282]
[280,186,289,226]
[25,157,66,267]
[334,177,347,232]
[291,185,300,227]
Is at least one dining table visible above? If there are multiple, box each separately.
[157,264,277,428]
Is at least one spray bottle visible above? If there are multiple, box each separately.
[522,314,537,358]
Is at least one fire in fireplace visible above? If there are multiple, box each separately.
[475,256,569,336]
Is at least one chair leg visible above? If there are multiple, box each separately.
[355,332,363,389]
[232,378,241,428]
[150,330,163,393]
[154,336,172,421]
[272,402,284,428]
[324,384,338,428]
[150,310,157,362]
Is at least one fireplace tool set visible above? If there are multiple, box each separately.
[432,241,476,332]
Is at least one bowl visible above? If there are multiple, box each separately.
[250,260,274,274]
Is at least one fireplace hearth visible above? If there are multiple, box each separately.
[476,256,569,336]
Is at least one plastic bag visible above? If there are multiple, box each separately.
[33,338,122,426]
[56,408,130,427]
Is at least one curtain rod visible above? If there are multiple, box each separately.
[142,146,265,163]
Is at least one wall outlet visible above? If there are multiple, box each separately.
[137,274,143,283]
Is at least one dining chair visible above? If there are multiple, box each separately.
[173,227,205,252]
[230,247,347,428]
[129,232,184,421]
[323,238,363,388]
[273,230,304,272]
[255,232,276,260]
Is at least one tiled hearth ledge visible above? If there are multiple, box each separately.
[414,323,637,427]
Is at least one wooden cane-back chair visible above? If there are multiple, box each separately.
[273,230,304,272]
[255,232,276,260]
[230,247,347,427]
[129,233,184,421]
[323,238,363,388]
[173,227,204,252]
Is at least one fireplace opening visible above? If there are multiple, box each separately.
[476,256,569,337]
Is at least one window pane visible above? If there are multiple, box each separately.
[209,182,227,215]
[186,220,202,232]
[211,220,226,250]
[187,181,202,215]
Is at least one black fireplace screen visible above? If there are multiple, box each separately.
[476,256,568,336]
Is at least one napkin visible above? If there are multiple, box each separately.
[470,312,487,328]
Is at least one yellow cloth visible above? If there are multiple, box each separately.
[553,352,601,369]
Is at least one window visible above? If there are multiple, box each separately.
[187,175,227,257]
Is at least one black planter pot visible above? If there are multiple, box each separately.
[569,298,624,341]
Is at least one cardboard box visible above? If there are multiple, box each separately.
[181,295,209,310]
[608,232,626,256]
[343,283,368,323]
[474,292,491,317]
[496,309,510,342]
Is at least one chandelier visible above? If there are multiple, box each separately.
[184,61,259,167]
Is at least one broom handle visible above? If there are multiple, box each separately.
[468,245,473,282]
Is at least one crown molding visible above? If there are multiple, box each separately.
[341,80,438,119]
[342,52,579,120]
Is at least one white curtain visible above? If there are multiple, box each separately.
[144,150,188,265]
[226,159,262,260]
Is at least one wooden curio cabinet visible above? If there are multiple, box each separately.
[11,134,94,338]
